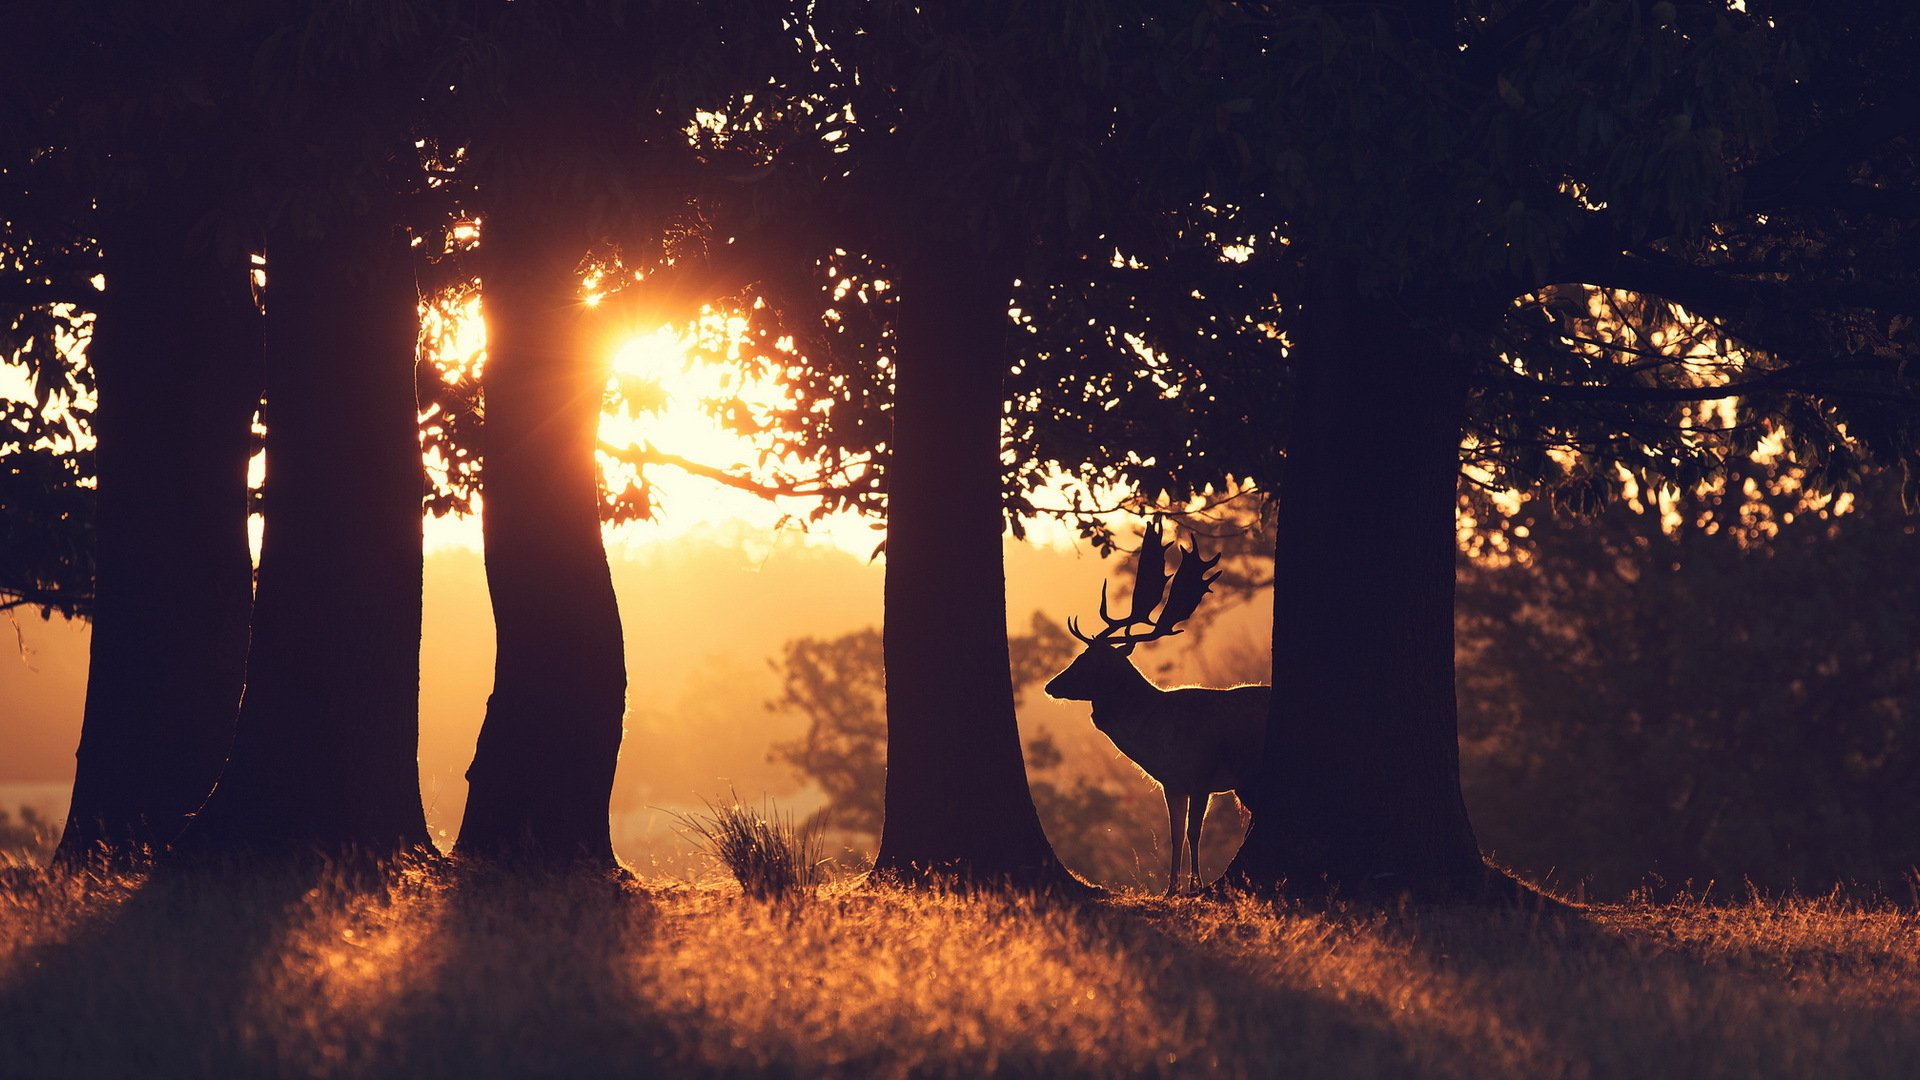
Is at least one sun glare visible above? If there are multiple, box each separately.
[415,293,1113,559]
[594,319,882,555]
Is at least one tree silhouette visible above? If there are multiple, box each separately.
[455,206,629,866]
[444,2,745,865]
[76,8,438,857]
[1169,0,1920,897]
[717,0,1213,886]
[183,185,432,853]
[6,6,267,860]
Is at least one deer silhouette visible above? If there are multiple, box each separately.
[1044,521,1269,895]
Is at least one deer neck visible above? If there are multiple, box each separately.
[1089,663,1163,737]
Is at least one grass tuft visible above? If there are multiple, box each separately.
[670,793,824,900]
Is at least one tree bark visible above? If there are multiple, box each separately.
[180,219,431,855]
[871,245,1070,886]
[56,204,261,861]
[455,210,627,867]
[1226,272,1488,897]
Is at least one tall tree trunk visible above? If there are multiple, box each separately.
[1226,273,1487,897]
[456,210,626,867]
[56,205,260,861]
[180,219,431,854]
[871,246,1068,885]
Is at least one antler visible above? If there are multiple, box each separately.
[1156,541,1222,635]
[1067,519,1220,648]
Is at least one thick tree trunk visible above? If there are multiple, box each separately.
[55,206,260,862]
[871,247,1069,886]
[455,211,626,867]
[1226,273,1487,897]
[180,220,431,854]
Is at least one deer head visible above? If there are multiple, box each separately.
[1044,519,1222,701]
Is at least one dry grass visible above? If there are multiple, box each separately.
[669,795,825,900]
[1,855,1917,1078]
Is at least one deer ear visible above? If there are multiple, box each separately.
[1116,642,1136,657]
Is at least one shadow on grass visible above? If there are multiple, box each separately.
[1069,897,1458,1078]
[1363,900,1920,1079]
[0,858,329,1079]
[366,864,681,1077]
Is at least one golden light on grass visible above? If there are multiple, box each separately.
[251,862,448,1064]
[4,860,1920,1077]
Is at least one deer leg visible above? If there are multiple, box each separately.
[1186,793,1208,892]
[1163,788,1189,897]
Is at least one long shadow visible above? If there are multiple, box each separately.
[368,864,683,1077]
[0,857,330,1079]
[1359,900,1920,1078]
[1063,897,1452,1079]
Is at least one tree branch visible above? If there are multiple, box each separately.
[1491,361,1918,406]
[599,440,877,502]
[1565,256,1920,321]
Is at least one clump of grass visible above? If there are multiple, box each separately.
[670,793,824,900]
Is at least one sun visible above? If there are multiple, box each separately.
[418,298,1102,557]
[609,325,687,391]
[594,319,882,553]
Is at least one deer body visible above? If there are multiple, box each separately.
[1046,643,1268,894]
[1094,682,1269,798]
[1045,522,1270,894]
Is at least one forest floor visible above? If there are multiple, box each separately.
[1,856,1916,1079]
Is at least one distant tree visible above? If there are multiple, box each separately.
[769,614,1159,884]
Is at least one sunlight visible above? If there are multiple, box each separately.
[414,292,1131,559]
[595,319,883,557]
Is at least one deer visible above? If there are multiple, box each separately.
[1044,521,1270,895]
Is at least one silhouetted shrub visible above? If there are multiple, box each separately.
[674,794,823,900]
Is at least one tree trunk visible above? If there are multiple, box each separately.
[871,246,1069,886]
[455,210,626,867]
[55,205,260,862]
[1226,273,1488,897]
[180,219,431,855]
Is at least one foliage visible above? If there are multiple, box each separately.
[1458,460,1920,898]
[670,793,824,900]
[1113,0,1920,516]
[0,8,104,620]
[6,861,1920,1077]
[0,425,93,620]
[676,1,1271,531]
